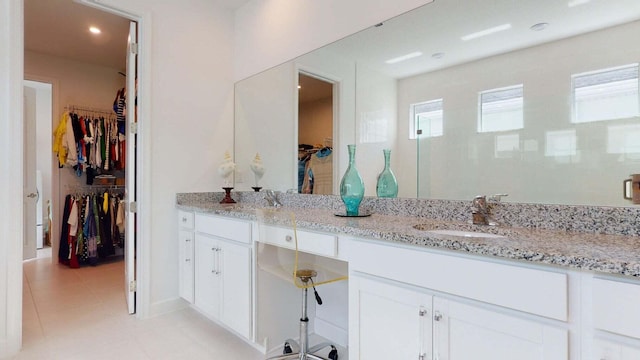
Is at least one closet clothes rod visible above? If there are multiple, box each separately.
[64,105,114,116]
[64,184,125,192]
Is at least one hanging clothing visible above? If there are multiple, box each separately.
[303,148,333,195]
[58,195,72,265]
[53,113,69,167]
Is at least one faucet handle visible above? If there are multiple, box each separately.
[488,193,509,202]
[472,195,486,203]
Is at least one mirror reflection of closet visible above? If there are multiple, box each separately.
[297,72,336,195]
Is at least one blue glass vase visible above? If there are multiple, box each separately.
[376,149,398,198]
[340,144,365,216]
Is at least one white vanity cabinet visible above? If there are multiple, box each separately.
[432,297,567,360]
[193,214,252,340]
[593,340,640,360]
[349,275,433,360]
[346,238,569,360]
[350,274,567,360]
[590,278,640,359]
[177,210,195,303]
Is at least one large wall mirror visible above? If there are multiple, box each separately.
[234,0,640,206]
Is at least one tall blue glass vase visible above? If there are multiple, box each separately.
[340,144,365,216]
[376,149,398,198]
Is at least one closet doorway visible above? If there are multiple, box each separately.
[23,79,53,261]
[298,72,337,195]
[23,0,139,327]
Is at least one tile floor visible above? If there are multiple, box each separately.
[15,250,264,360]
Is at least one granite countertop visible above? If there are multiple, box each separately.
[177,199,640,278]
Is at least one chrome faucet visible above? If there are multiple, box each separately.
[264,190,282,208]
[471,194,508,225]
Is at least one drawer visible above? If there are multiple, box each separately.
[593,278,640,339]
[345,239,568,321]
[260,224,337,257]
[178,210,194,229]
[195,214,251,244]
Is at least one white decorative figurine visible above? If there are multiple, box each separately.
[218,150,236,186]
[218,150,237,203]
[249,152,265,189]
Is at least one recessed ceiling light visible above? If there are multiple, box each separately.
[530,23,549,31]
[431,52,445,59]
[385,51,423,64]
[461,23,511,41]
[89,26,101,34]
[568,0,590,7]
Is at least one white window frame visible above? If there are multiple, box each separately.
[410,99,443,139]
[571,63,639,124]
[478,84,524,133]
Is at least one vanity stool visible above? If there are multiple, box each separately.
[256,209,347,360]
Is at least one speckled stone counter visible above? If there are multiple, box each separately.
[177,192,640,278]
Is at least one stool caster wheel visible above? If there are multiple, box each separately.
[283,342,293,354]
[328,345,338,360]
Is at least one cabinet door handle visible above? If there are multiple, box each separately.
[185,258,191,262]
[285,235,292,242]
[419,354,426,360]
[434,311,442,321]
[185,238,191,242]
[182,217,187,222]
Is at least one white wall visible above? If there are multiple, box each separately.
[0,0,24,356]
[299,97,332,146]
[25,51,126,261]
[355,65,398,196]
[396,20,640,206]
[234,0,434,81]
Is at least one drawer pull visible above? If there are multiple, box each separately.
[182,217,187,222]
[185,259,191,262]
[285,235,293,242]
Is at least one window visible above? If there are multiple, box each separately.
[478,85,523,133]
[572,64,639,123]
[410,99,443,139]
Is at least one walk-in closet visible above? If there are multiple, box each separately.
[23,0,134,345]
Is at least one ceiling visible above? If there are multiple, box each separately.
[24,0,251,71]
[299,73,333,104]
[325,0,640,79]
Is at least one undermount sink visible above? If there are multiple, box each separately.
[412,223,507,239]
[425,229,506,239]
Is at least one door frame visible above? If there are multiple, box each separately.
[24,74,60,263]
[1,0,152,356]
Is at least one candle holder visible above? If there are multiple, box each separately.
[220,187,236,204]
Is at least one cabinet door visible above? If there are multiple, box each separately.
[593,339,640,360]
[194,234,221,319]
[349,275,432,360]
[178,230,194,303]
[220,239,252,339]
[433,298,567,360]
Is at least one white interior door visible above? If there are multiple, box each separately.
[23,85,38,260]
[124,20,138,314]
